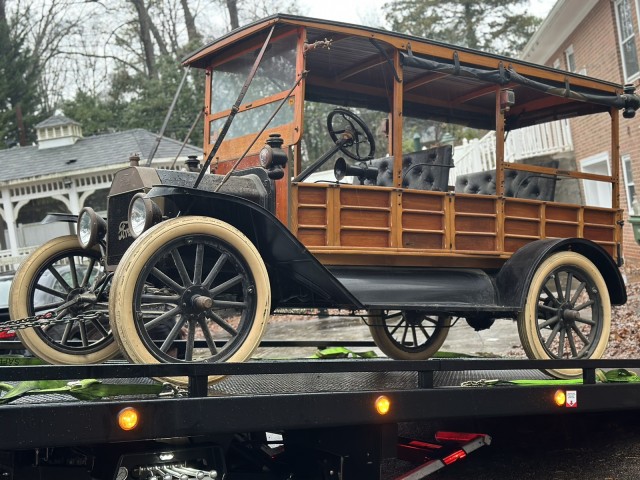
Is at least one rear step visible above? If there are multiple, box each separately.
[396,431,491,479]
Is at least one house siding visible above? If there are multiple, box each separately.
[542,0,640,267]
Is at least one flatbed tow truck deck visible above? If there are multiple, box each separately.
[2,358,640,479]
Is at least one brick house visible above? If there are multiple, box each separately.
[522,0,640,268]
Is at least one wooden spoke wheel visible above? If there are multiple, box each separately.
[10,236,118,364]
[517,251,611,379]
[368,310,451,360]
[109,216,271,385]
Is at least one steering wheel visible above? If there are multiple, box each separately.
[327,108,376,161]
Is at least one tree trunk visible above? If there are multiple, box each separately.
[226,0,239,30]
[130,0,157,78]
[180,0,201,45]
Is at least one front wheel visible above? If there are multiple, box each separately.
[9,236,119,364]
[517,251,611,379]
[368,310,451,360]
[109,216,271,385]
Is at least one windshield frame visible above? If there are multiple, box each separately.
[204,28,304,162]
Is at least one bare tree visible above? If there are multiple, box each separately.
[226,0,239,30]
[129,0,159,78]
[181,0,201,45]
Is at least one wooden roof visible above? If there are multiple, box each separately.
[183,14,636,131]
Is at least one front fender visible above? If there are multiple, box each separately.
[496,238,626,309]
[41,213,78,224]
[147,185,362,309]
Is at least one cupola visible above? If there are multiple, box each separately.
[35,115,83,149]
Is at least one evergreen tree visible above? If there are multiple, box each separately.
[0,2,45,148]
[383,0,542,56]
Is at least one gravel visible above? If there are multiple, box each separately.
[506,266,640,359]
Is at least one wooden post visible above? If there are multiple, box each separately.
[495,88,505,197]
[610,107,620,211]
[392,49,404,186]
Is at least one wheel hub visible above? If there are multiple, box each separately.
[181,286,213,315]
[66,287,94,315]
[404,311,422,326]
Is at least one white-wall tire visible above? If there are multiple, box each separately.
[368,310,451,360]
[10,236,119,364]
[109,216,271,385]
[517,251,611,379]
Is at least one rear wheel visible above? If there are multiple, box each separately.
[109,216,271,385]
[10,236,118,364]
[517,251,611,379]
[368,310,451,360]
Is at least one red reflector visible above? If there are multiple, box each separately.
[435,432,482,443]
[0,330,16,339]
[442,449,467,465]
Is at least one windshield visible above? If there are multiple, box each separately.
[209,34,297,142]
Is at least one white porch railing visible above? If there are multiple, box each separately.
[0,246,36,272]
[451,120,573,184]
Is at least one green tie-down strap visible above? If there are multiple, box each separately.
[0,379,168,405]
[311,346,378,359]
[598,368,640,383]
[461,369,640,387]
[310,347,476,359]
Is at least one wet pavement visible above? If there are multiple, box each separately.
[254,313,523,360]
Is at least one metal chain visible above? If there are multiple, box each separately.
[0,310,104,334]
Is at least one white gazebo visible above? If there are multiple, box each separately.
[0,115,202,270]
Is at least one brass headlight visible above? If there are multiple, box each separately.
[128,193,162,239]
[77,207,106,249]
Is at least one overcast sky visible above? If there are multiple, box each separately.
[300,0,558,26]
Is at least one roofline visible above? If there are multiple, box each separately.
[0,156,181,188]
[521,0,598,64]
[183,12,622,91]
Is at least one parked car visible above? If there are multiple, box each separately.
[0,271,27,355]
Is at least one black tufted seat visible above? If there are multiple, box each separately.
[454,160,559,201]
[353,145,453,192]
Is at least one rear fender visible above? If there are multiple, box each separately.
[496,238,626,309]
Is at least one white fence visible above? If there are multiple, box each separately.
[451,120,573,184]
[0,246,36,272]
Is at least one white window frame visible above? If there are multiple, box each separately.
[580,152,612,209]
[621,154,636,211]
[564,45,576,72]
[617,0,640,81]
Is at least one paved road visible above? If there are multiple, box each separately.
[255,314,523,360]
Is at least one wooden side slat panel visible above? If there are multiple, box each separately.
[453,195,498,252]
[292,184,619,267]
[294,185,328,247]
[341,209,389,228]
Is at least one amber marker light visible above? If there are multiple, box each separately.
[375,395,391,415]
[118,407,140,431]
[554,390,566,407]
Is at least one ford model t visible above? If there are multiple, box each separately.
[9,15,639,382]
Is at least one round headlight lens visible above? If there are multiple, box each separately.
[128,193,162,239]
[129,196,148,238]
[78,210,93,247]
[76,207,106,249]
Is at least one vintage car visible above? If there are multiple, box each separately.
[9,14,639,382]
